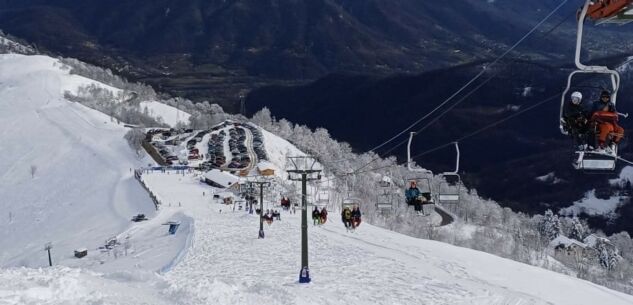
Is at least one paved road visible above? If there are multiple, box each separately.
[434,205,454,227]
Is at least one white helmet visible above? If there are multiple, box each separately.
[571,91,582,104]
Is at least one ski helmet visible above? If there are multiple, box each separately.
[571,91,582,104]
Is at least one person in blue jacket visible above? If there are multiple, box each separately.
[405,181,425,214]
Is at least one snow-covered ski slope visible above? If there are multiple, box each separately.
[1,54,633,304]
[0,54,156,267]
[139,172,633,305]
[139,101,190,127]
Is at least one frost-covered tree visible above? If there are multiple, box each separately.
[538,209,561,241]
[569,216,588,241]
[597,241,620,271]
[252,108,274,130]
[124,129,146,157]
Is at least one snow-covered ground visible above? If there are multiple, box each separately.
[0,54,156,267]
[142,172,633,305]
[140,101,190,127]
[609,165,633,188]
[535,172,564,185]
[2,54,633,304]
[559,190,625,217]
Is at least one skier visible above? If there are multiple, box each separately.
[351,206,362,228]
[405,181,424,215]
[562,91,591,149]
[320,207,328,224]
[341,207,353,230]
[312,207,321,225]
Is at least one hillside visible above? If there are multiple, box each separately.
[2,1,632,108]
[2,54,633,303]
[0,54,157,267]
[246,56,633,235]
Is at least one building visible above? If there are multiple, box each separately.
[549,235,588,256]
[583,234,616,253]
[203,169,239,190]
[257,161,277,176]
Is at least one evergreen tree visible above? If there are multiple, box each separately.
[569,216,587,241]
[539,210,561,241]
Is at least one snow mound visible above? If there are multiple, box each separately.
[0,267,174,305]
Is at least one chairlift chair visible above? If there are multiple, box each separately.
[375,192,393,210]
[406,132,435,205]
[314,189,329,208]
[437,142,462,204]
[559,0,630,171]
[342,197,361,210]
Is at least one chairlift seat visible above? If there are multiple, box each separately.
[575,150,617,171]
[342,198,360,209]
[376,203,392,209]
[438,194,460,203]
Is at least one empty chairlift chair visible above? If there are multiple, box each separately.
[437,142,461,204]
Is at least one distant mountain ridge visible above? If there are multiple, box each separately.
[3,0,628,107]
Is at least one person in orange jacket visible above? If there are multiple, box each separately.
[591,91,624,152]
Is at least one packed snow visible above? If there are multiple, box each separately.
[122,172,633,304]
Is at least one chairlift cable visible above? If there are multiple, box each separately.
[317,92,561,184]
[326,0,569,165]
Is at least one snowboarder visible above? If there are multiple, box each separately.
[352,206,362,228]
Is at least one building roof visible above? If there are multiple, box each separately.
[583,234,611,248]
[549,235,587,249]
[203,169,239,188]
[257,161,277,171]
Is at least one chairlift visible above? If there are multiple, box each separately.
[342,197,361,210]
[587,0,633,25]
[315,189,329,208]
[559,0,630,171]
[375,191,393,210]
[437,142,462,204]
[406,132,435,205]
[378,175,392,188]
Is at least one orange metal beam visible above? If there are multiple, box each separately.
[587,0,633,20]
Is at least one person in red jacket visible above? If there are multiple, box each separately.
[320,207,328,224]
[591,91,624,152]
